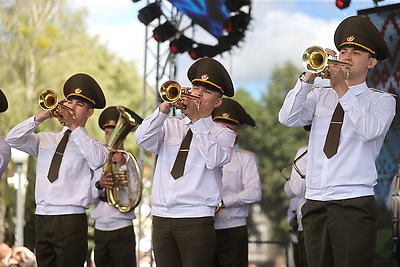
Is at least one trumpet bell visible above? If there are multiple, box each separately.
[302,46,328,73]
[160,80,181,103]
[39,89,58,110]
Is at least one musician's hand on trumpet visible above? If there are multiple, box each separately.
[180,94,202,123]
[302,46,352,81]
[324,48,351,97]
[38,89,76,126]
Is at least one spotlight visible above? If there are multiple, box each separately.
[335,0,351,9]
[153,21,177,42]
[219,31,244,48]
[225,0,250,12]
[170,35,194,54]
[225,11,251,34]
[138,2,162,26]
[189,44,217,60]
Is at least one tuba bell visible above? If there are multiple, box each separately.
[160,80,201,109]
[302,46,352,79]
[103,106,143,213]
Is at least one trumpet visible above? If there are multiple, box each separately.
[302,46,352,79]
[160,80,201,110]
[39,89,75,122]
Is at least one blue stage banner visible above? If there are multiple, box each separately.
[167,0,230,38]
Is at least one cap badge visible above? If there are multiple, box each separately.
[346,35,355,42]
[222,112,230,118]
[74,88,82,94]
[201,74,209,81]
[108,120,116,125]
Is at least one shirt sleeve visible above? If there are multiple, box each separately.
[0,138,11,177]
[71,126,109,170]
[278,79,315,127]
[134,107,168,154]
[190,117,236,168]
[339,90,396,141]
[223,152,262,207]
[5,116,41,156]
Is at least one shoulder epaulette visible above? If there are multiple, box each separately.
[370,88,397,97]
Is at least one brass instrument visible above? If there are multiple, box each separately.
[392,165,400,254]
[104,106,142,213]
[279,150,308,181]
[302,46,352,79]
[160,80,201,110]
[39,89,75,121]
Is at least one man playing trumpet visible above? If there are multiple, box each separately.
[279,16,396,267]
[6,73,108,267]
[135,57,236,267]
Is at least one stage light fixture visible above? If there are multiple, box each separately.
[153,21,177,42]
[335,0,351,9]
[138,2,162,26]
[225,11,251,33]
[189,44,216,60]
[170,35,194,54]
[225,0,250,12]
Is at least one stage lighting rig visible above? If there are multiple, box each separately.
[225,0,251,12]
[170,35,194,54]
[138,2,162,26]
[225,11,251,33]
[153,21,177,42]
[135,0,253,60]
[189,44,218,60]
[335,0,351,9]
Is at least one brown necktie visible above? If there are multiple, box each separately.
[48,129,71,182]
[171,129,193,179]
[323,103,344,158]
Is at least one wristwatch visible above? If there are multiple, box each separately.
[95,181,103,190]
[299,72,314,84]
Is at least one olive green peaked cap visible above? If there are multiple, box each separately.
[98,106,143,130]
[63,73,106,109]
[334,16,388,60]
[187,57,234,97]
[212,98,256,128]
[0,90,8,113]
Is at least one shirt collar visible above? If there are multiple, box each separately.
[348,82,368,96]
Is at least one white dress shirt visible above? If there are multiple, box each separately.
[6,116,109,215]
[214,145,262,229]
[0,137,11,177]
[91,155,143,231]
[279,80,396,201]
[284,146,307,231]
[134,108,236,218]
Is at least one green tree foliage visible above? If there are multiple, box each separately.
[0,0,150,248]
[233,61,310,242]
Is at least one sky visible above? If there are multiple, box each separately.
[69,0,400,100]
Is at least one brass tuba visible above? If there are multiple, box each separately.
[160,80,201,109]
[302,46,352,79]
[103,106,142,213]
[392,165,400,253]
